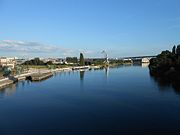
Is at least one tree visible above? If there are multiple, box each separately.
[3,66,11,77]
[46,61,53,65]
[23,58,45,65]
[15,65,23,75]
[176,45,180,56]
[66,57,78,63]
[79,53,85,66]
[149,44,180,88]
[172,45,176,54]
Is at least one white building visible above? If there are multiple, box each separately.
[142,58,150,63]
[0,57,16,69]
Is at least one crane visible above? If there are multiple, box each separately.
[101,50,109,65]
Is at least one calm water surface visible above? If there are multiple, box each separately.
[0,65,180,135]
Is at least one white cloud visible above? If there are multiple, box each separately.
[0,40,75,57]
[0,40,99,58]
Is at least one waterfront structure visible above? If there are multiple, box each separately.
[142,58,150,63]
[0,57,16,68]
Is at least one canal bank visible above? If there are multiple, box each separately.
[0,65,110,90]
[0,66,91,90]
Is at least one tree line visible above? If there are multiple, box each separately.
[23,53,85,66]
[149,44,180,81]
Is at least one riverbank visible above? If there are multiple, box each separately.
[0,63,144,91]
[0,65,106,90]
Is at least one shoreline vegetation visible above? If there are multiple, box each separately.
[149,45,180,90]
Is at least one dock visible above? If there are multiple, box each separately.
[28,72,53,81]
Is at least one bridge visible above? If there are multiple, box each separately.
[120,55,156,63]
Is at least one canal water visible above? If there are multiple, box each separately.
[0,65,180,135]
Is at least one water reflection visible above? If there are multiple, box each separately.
[105,67,109,78]
[150,73,180,94]
[133,62,149,68]
[0,80,29,98]
[2,65,180,99]
[141,63,149,68]
[80,70,85,81]
[79,67,110,84]
[79,70,85,90]
[0,83,17,98]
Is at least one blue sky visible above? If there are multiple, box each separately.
[0,0,180,58]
